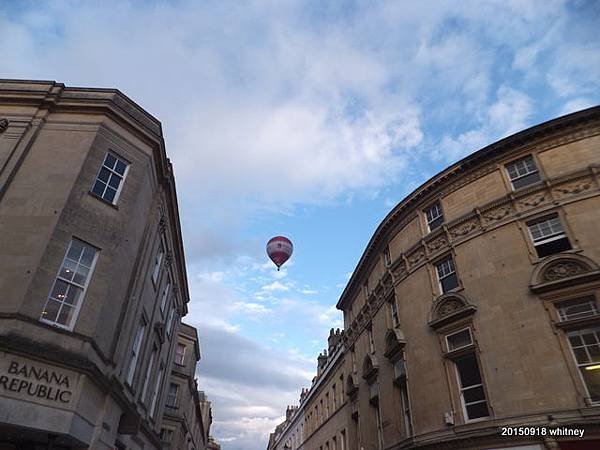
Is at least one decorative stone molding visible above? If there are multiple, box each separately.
[361,354,379,382]
[0,118,8,133]
[346,374,359,399]
[552,177,593,199]
[530,253,600,293]
[383,328,406,361]
[429,292,477,330]
[449,218,479,239]
[346,165,600,343]
[517,193,547,210]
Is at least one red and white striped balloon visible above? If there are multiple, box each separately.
[266,236,293,271]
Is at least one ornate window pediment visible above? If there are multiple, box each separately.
[346,374,359,399]
[428,292,476,330]
[362,354,379,383]
[530,253,600,293]
[384,329,406,360]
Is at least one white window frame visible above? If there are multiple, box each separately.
[40,239,99,331]
[166,306,176,338]
[505,154,539,189]
[557,297,599,322]
[160,274,172,314]
[175,343,186,365]
[141,345,157,403]
[435,255,458,293]
[91,151,130,204]
[566,326,600,403]
[453,354,490,422]
[425,201,444,232]
[152,239,165,285]
[126,318,147,386]
[445,327,473,352]
[150,361,165,418]
[527,214,567,247]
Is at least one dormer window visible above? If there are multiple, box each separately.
[505,154,540,189]
[425,201,444,232]
[527,214,572,258]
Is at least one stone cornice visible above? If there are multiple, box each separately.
[337,107,600,310]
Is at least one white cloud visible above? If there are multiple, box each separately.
[261,281,290,292]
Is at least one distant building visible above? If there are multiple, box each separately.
[160,323,216,450]
[269,106,600,450]
[0,79,217,450]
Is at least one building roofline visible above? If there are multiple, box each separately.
[336,105,600,310]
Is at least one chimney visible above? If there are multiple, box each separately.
[328,328,342,353]
[317,349,328,376]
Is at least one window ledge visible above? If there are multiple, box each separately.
[88,190,119,210]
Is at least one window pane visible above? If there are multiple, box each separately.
[573,348,589,364]
[588,345,600,362]
[59,259,78,282]
[63,285,81,305]
[455,354,482,387]
[535,237,571,258]
[98,166,111,182]
[568,334,583,347]
[582,330,599,345]
[73,266,89,286]
[57,304,75,325]
[447,329,472,351]
[581,367,600,402]
[115,159,127,175]
[512,171,541,189]
[104,187,117,203]
[50,279,69,301]
[81,247,96,267]
[92,180,106,197]
[466,401,489,419]
[429,216,443,231]
[42,299,61,322]
[463,385,485,403]
[108,173,122,189]
[67,240,84,261]
[104,153,117,169]
[441,273,459,293]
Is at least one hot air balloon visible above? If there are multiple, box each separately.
[266,236,293,271]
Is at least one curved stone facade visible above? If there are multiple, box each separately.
[269,106,600,450]
[337,106,600,450]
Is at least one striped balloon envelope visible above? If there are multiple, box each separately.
[266,236,293,271]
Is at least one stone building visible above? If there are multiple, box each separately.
[160,323,215,450]
[268,329,348,450]
[0,79,217,450]
[270,105,600,450]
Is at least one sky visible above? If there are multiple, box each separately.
[2,0,600,448]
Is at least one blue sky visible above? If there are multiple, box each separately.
[2,0,600,448]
